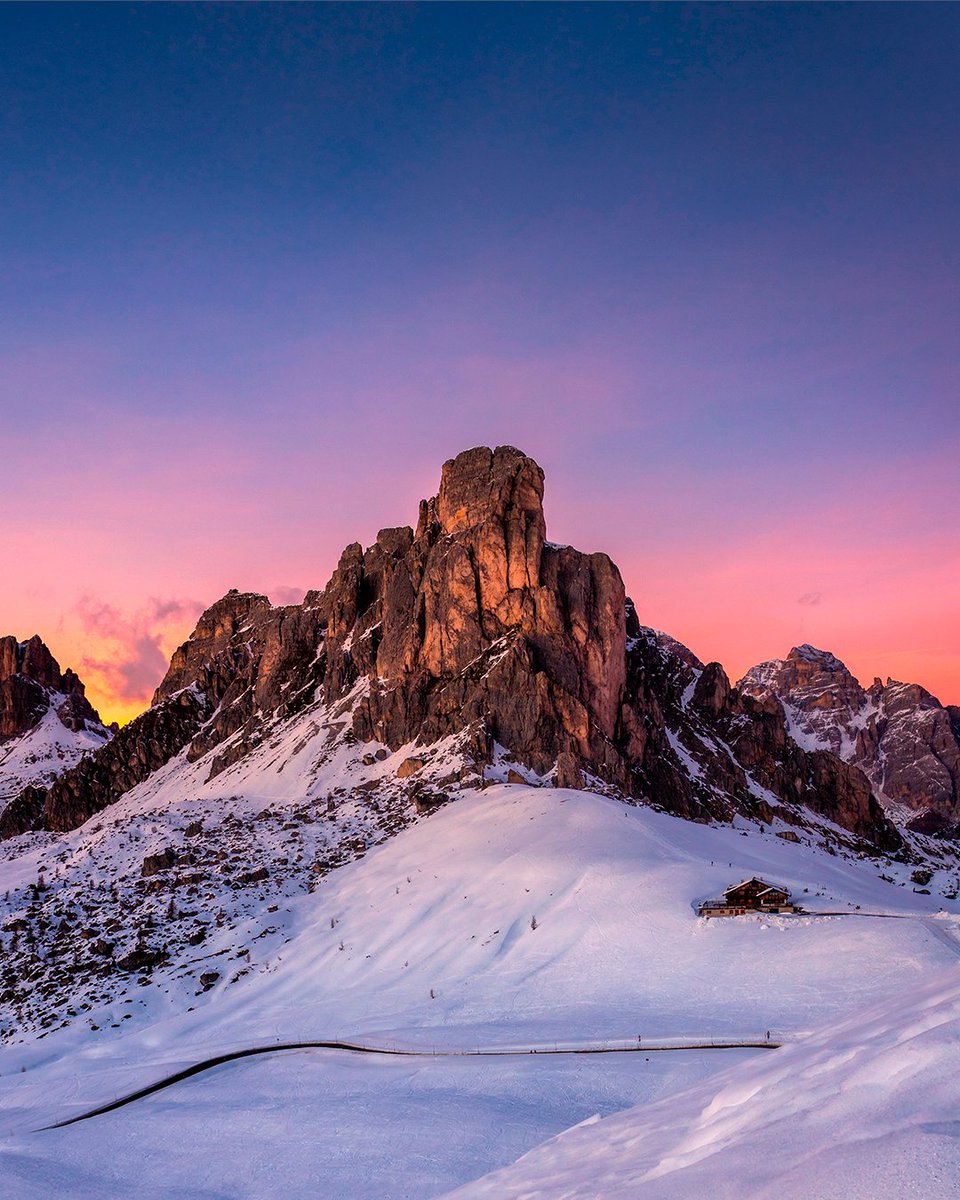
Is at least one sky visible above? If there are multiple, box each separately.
[1,2,957,724]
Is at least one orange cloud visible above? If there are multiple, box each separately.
[72,595,205,724]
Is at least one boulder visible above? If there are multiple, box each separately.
[118,946,167,973]
[141,848,178,877]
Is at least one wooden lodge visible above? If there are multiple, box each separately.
[698,877,797,918]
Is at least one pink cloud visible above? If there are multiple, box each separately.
[73,593,206,713]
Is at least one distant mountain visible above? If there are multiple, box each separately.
[0,446,896,853]
[0,636,111,833]
[739,645,960,834]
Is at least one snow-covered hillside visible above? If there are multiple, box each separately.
[0,684,447,1038]
[193,785,959,1048]
[3,775,957,1048]
[449,962,960,1200]
[0,705,110,806]
[0,785,957,1198]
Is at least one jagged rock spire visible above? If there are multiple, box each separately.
[0,635,102,741]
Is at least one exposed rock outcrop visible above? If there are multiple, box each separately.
[14,588,326,834]
[323,447,629,786]
[42,688,208,833]
[154,588,326,774]
[740,645,960,827]
[0,785,47,840]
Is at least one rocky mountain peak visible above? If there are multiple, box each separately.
[0,636,111,836]
[437,445,544,533]
[741,646,866,725]
[324,444,627,778]
[154,590,273,703]
[431,445,546,596]
[1,447,901,853]
[0,634,103,742]
[741,648,960,828]
[788,644,847,671]
[1,634,62,692]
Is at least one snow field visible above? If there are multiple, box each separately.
[1,785,957,1198]
[0,703,109,804]
[0,1045,758,1200]
[448,962,960,1200]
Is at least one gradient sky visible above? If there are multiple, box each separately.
[2,3,958,723]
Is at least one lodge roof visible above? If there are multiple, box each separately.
[723,877,779,895]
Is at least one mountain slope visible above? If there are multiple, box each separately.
[0,785,956,1198]
[2,785,955,1055]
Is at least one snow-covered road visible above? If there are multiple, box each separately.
[41,1035,783,1131]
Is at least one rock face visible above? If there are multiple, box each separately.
[154,588,325,774]
[0,635,102,742]
[0,448,901,851]
[739,645,960,829]
[326,446,629,786]
[35,589,328,834]
[0,785,47,840]
[0,637,111,832]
